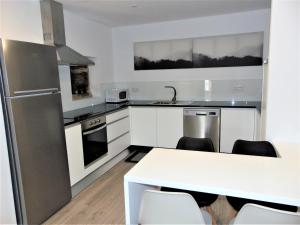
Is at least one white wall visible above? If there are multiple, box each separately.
[0,2,40,223]
[0,2,270,108]
[263,0,300,143]
[0,2,37,222]
[0,97,17,224]
[112,9,270,83]
[0,1,114,112]
[59,10,114,111]
[0,0,43,43]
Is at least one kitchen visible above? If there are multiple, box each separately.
[0,0,299,225]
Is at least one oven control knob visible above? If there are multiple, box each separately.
[97,119,101,123]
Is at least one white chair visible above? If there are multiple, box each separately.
[231,203,300,224]
[138,190,212,224]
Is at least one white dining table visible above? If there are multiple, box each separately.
[124,142,300,224]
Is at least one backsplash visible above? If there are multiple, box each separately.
[60,65,262,112]
[105,79,262,102]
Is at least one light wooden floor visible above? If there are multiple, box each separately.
[45,160,236,225]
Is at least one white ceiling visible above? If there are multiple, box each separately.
[57,0,271,27]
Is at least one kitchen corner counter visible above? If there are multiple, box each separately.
[63,103,128,126]
[63,100,261,126]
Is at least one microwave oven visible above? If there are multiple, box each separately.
[105,88,129,103]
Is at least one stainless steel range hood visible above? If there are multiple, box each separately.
[40,0,94,66]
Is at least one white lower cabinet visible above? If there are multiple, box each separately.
[65,109,130,186]
[130,107,184,148]
[157,107,183,148]
[130,107,157,146]
[64,123,85,186]
[220,108,256,153]
[65,106,258,185]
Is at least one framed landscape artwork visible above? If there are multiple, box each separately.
[134,32,263,70]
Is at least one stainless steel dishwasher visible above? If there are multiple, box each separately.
[183,108,220,152]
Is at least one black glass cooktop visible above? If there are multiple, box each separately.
[63,102,128,123]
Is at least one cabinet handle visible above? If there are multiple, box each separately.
[82,125,106,136]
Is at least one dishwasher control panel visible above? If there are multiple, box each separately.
[183,108,220,116]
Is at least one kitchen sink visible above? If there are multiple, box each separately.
[151,101,192,105]
[152,101,176,105]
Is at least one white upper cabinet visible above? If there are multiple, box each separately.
[64,123,85,186]
[157,107,183,148]
[130,107,157,146]
[220,108,256,153]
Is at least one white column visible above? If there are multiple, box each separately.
[262,0,300,143]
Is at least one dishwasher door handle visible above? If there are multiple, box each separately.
[196,113,208,116]
[196,112,217,116]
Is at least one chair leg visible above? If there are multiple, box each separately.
[205,206,218,225]
[228,209,237,222]
[210,196,237,225]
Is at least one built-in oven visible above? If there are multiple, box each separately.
[81,115,108,167]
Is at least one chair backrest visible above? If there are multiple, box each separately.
[233,203,300,224]
[176,136,215,152]
[139,190,207,224]
[232,139,277,157]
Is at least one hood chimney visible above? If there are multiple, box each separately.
[40,0,95,66]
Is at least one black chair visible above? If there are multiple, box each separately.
[161,137,218,208]
[226,139,298,212]
[232,139,277,157]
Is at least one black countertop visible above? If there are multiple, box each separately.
[63,100,261,126]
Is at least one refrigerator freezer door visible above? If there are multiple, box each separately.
[1,39,60,96]
[7,93,71,224]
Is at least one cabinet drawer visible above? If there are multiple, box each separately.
[108,133,130,158]
[106,108,129,124]
[107,117,129,142]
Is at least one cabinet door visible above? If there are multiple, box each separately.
[157,107,183,148]
[108,133,130,158]
[65,124,85,186]
[130,107,157,146]
[220,108,256,153]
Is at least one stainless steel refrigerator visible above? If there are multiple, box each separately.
[0,39,71,224]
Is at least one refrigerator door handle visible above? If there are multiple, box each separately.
[14,88,59,96]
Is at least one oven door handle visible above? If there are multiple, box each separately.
[82,124,107,136]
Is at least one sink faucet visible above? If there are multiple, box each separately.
[165,86,177,103]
